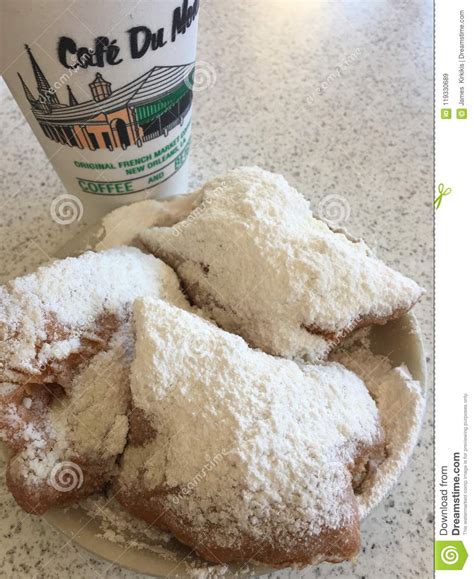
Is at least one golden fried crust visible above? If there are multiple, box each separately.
[115,483,360,567]
[6,457,113,515]
[150,250,421,363]
[351,439,387,494]
[303,305,417,355]
[127,408,157,447]
[115,413,386,567]
[0,316,130,515]
[1,312,120,386]
[0,383,53,453]
[0,382,117,515]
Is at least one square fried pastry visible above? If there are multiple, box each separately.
[141,167,423,362]
[116,298,385,567]
[0,247,188,513]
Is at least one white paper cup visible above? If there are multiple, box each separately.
[1,0,199,221]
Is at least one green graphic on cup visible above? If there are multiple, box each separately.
[435,541,468,570]
[441,108,452,119]
[456,108,468,119]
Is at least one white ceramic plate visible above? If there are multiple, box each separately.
[1,198,427,577]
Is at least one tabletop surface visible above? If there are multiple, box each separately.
[0,1,433,577]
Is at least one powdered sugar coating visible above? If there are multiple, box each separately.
[49,328,132,462]
[96,194,200,250]
[120,298,383,552]
[80,329,424,571]
[329,330,425,517]
[5,329,131,487]
[0,246,188,382]
[0,246,190,506]
[141,167,423,362]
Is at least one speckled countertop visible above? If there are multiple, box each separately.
[0,1,433,577]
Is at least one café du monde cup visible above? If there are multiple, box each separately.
[1,0,199,221]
